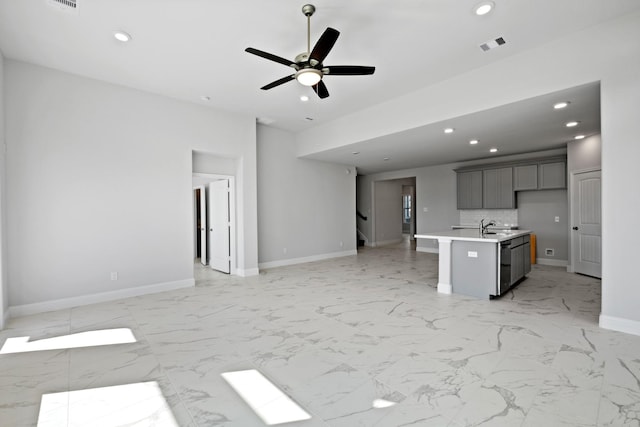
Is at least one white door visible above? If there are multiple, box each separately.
[196,186,207,265]
[571,170,601,278]
[209,179,231,273]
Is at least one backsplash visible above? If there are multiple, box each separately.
[459,209,519,227]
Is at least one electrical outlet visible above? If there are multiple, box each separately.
[423,207,428,212]
[283,247,287,254]
[339,241,344,248]
[545,248,555,256]
[468,251,478,258]
[110,272,118,281]
[555,216,560,222]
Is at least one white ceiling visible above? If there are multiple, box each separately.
[0,0,636,172]
[304,82,601,173]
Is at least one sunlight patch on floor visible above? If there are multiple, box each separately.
[222,369,312,425]
[0,328,136,354]
[37,381,178,427]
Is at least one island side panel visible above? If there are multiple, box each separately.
[451,241,498,299]
[437,238,453,294]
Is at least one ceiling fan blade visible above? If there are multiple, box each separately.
[310,27,340,63]
[245,47,297,68]
[312,80,330,99]
[261,75,295,90]
[324,66,376,76]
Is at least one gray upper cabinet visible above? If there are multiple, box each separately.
[513,164,538,191]
[539,162,566,189]
[457,170,483,209]
[456,157,565,210]
[483,167,514,209]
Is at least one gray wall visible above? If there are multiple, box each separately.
[357,163,458,251]
[373,180,404,245]
[257,125,356,266]
[358,149,568,253]
[0,52,6,328]
[568,134,601,172]
[5,60,259,311]
[192,151,236,176]
[517,189,569,262]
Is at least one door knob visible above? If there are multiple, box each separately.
[572,226,579,230]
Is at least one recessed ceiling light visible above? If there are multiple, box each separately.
[489,148,498,153]
[566,121,580,127]
[474,1,495,16]
[300,95,309,102]
[574,135,585,140]
[113,31,131,42]
[554,101,569,109]
[469,139,479,145]
[444,128,455,134]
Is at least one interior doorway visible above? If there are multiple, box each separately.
[570,168,601,278]
[192,174,236,274]
[193,186,207,265]
[370,176,416,247]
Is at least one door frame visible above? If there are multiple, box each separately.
[192,173,237,275]
[568,167,601,275]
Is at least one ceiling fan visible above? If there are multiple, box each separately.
[245,4,375,99]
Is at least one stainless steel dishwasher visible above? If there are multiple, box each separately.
[499,240,512,295]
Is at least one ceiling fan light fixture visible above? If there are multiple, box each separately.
[296,68,322,86]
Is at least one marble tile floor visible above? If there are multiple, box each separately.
[1,242,640,426]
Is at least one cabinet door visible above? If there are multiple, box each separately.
[523,242,531,275]
[483,167,514,209]
[539,162,566,189]
[457,170,483,209]
[513,165,538,190]
[511,245,524,285]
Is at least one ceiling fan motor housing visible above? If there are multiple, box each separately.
[302,4,316,17]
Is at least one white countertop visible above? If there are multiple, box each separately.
[415,229,531,243]
[451,225,519,230]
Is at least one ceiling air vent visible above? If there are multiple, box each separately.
[46,0,78,14]
[480,37,506,52]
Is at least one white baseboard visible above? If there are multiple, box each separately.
[416,246,439,254]
[259,250,357,269]
[600,314,640,337]
[1,308,9,330]
[370,239,403,247]
[535,258,568,267]
[236,268,259,277]
[437,283,452,294]
[8,278,195,318]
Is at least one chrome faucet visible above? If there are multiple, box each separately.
[480,218,496,234]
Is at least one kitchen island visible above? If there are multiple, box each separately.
[415,229,532,299]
